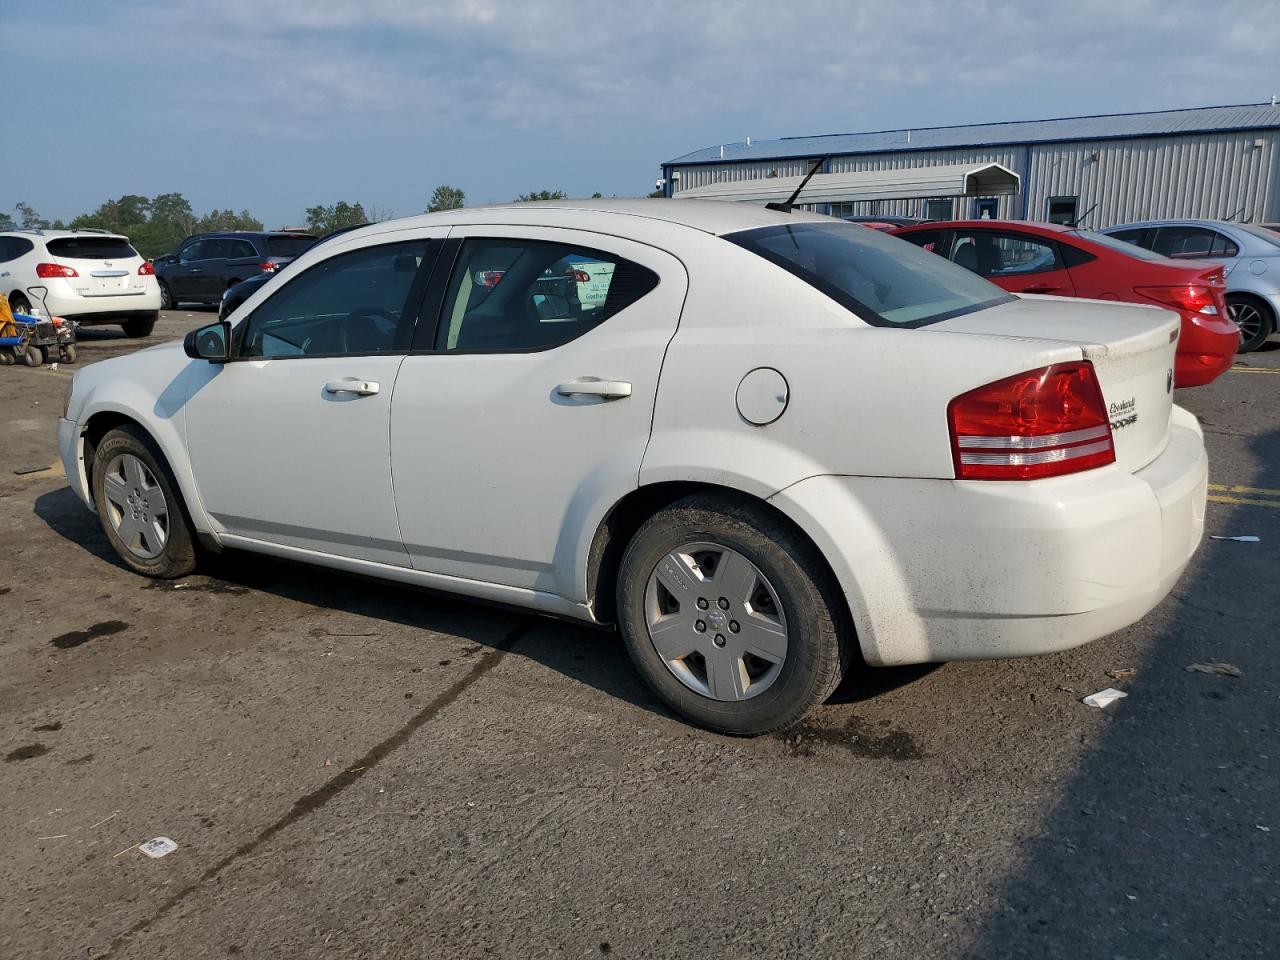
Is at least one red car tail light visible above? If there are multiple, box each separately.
[35,262,78,278]
[948,361,1116,480]
[138,261,155,275]
[1134,284,1220,315]
[568,268,591,282]
[260,261,278,273]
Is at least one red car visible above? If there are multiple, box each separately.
[892,220,1240,387]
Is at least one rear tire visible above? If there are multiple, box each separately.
[1228,294,1275,353]
[63,344,78,364]
[91,424,198,578]
[616,492,853,735]
[159,281,174,311]
[9,292,31,315]
[122,314,157,338]
[23,345,41,367]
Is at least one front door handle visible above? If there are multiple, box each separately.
[556,377,632,400]
[1021,284,1059,294]
[324,378,381,397]
[189,268,203,274]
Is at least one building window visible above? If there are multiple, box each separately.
[1046,196,1079,225]
[924,198,953,221]
[973,198,999,220]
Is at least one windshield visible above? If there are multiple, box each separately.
[1236,224,1280,250]
[727,221,1012,327]
[1072,229,1171,261]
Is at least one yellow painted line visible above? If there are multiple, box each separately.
[1227,366,1280,374]
[1208,494,1280,510]
[1209,483,1280,497]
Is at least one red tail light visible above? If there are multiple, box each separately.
[260,261,279,273]
[948,362,1116,480]
[568,268,591,282]
[35,262,78,278]
[138,261,155,276]
[1134,284,1220,315]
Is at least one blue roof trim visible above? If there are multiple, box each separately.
[667,102,1280,166]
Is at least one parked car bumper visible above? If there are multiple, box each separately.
[59,416,91,508]
[770,404,1207,667]
[1174,311,1240,387]
[39,278,162,323]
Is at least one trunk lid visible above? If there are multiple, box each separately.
[933,296,1179,472]
[47,236,147,299]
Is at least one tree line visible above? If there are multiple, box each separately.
[2,184,659,260]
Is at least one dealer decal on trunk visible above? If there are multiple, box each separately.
[1109,397,1137,431]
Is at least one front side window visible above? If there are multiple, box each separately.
[240,240,430,358]
[178,240,205,264]
[727,222,1012,328]
[949,231,1060,278]
[434,238,658,352]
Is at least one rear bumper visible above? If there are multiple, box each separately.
[40,278,161,322]
[1175,312,1239,387]
[770,405,1207,666]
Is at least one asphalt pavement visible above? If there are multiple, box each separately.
[1,309,1276,959]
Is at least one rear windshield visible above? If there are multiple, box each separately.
[46,237,138,260]
[265,235,317,258]
[1072,230,1170,261]
[1236,224,1280,249]
[727,221,1012,327]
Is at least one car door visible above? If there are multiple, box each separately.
[169,238,206,298]
[194,238,231,300]
[947,229,1076,296]
[185,234,441,566]
[389,227,687,599]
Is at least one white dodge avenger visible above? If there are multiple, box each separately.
[59,200,1207,734]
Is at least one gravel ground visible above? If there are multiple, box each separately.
[1,311,1276,959]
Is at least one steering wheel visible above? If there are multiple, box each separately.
[339,307,398,354]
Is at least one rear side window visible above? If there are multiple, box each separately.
[0,237,34,263]
[202,239,233,259]
[229,239,258,259]
[46,237,138,260]
[1209,233,1240,257]
[1107,228,1148,246]
[1151,226,1217,259]
[727,221,1012,328]
[1069,230,1170,262]
[266,235,316,258]
[434,238,658,352]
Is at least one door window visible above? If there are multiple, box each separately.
[229,239,258,259]
[434,238,658,352]
[178,240,206,264]
[201,238,233,260]
[1209,232,1240,257]
[1108,228,1149,248]
[1151,226,1218,259]
[898,230,944,254]
[949,231,1060,278]
[239,240,431,358]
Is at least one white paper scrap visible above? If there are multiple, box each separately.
[1082,688,1128,709]
[139,837,179,859]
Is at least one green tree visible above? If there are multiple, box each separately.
[195,209,264,233]
[591,192,603,199]
[427,185,465,213]
[647,188,664,198]
[14,201,49,229]
[0,210,15,230]
[514,190,567,202]
[304,201,368,234]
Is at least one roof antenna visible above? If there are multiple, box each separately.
[1272,94,1277,107]
[766,156,828,213]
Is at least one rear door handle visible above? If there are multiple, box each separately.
[556,377,632,400]
[324,378,381,397]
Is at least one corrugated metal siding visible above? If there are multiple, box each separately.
[668,132,1280,225]
[668,103,1280,165]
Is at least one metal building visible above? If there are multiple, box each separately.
[660,102,1280,228]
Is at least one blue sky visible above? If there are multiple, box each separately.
[6,0,1280,228]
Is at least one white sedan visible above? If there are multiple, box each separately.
[58,201,1206,734]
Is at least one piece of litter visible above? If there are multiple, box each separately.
[1106,668,1136,681]
[1210,535,1260,542]
[13,465,47,476]
[50,362,58,370]
[1258,825,1272,833]
[1082,688,1128,709]
[1186,662,1242,677]
[89,811,120,829]
[112,842,141,858]
[37,834,69,840]
[139,837,178,859]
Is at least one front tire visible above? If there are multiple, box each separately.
[122,313,158,338]
[617,493,853,735]
[1228,295,1275,353]
[91,424,198,578]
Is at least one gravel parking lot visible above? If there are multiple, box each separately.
[1,311,1276,959]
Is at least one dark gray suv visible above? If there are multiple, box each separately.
[153,231,315,309]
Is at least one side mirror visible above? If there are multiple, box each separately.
[184,321,231,362]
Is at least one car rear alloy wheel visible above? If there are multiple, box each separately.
[644,542,788,701]
[617,493,853,735]
[92,425,198,578]
[159,281,174,310]
[1227,296,1275,353]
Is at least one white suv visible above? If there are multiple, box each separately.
[0,229,162,337]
